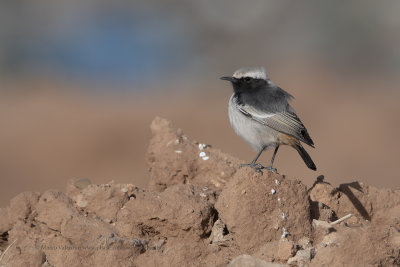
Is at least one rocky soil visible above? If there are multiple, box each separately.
[1,117,399,266]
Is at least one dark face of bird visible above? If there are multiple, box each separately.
[220,67,269,94]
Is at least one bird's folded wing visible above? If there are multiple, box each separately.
[237,104,314,147]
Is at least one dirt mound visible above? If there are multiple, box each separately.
[1,117,399,266]
[146,117,240,192]
[215,169,311,254]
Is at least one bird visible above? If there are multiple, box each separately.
[220,67,316,173]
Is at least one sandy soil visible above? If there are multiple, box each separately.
[1,117,399,266]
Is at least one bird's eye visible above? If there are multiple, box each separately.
[244,77,251,82]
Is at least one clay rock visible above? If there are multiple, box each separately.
[35,190,116,240]
[146,117,240,192]
[135,237,206,266]
[312,219,332,229]
[215,168,312,253]
[135,235,240,266]
[209,218,231,245]
[310,200,336,222]
[287,247,316,267]
[116,184,217,240]
[309,181,400,221]
[0,191,40,233]
[35,190,79,232]
[319,232,339,247]
[311,205,400,266]
[2,227,47,267]
[255,239,296,262]
[228,255,289,267]
[66,178,138,222]
[3,189,143,267]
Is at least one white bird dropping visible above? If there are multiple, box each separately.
[281,227,289,238]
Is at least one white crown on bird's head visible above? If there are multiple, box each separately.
[232,67,268,80]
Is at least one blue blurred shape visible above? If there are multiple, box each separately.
[2,4,190,88]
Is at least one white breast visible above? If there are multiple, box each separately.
[228,94,278,152]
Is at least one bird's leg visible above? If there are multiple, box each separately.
[239,147,265,173]
[265,145,279,172]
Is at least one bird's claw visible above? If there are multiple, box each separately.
[264,166,277,173]
[239,163,265,174]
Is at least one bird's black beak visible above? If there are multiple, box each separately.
[220,76,236,83]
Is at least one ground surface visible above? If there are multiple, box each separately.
[1,117,399,266]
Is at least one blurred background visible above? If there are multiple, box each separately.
[1,0,400,207]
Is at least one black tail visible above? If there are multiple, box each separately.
[294,144,317,171]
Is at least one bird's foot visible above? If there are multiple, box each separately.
[239,163,265,173]
[264,165,277,173]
